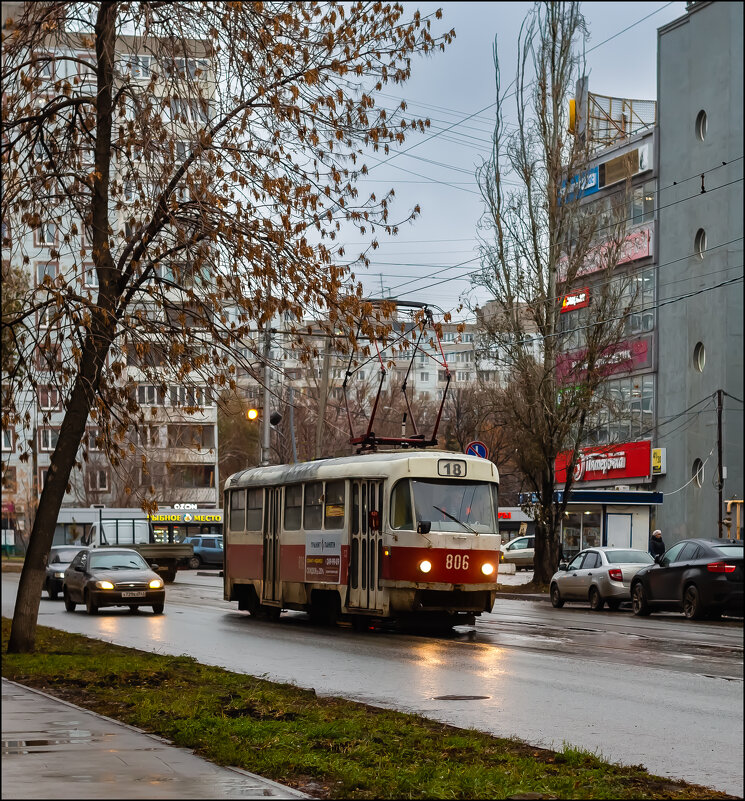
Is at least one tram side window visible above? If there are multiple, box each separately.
[390,479,413,530]
[304,481,323,529]
[324,480,345,529]
[284,484,302,530]
[229,490,245,532]
[246,488,263,531]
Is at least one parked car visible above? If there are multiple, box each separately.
[63,547,165,615]
[183,535,223,569]
[550,547,655,611]
[500,535,534,570]
[44,545,88,599]
[631,538,743,620]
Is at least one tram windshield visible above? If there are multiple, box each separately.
[391,479,498,534]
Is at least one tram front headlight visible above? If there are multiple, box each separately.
[481,562,495,576]
[419,560,432,574]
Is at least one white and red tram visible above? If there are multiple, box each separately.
[223,451,502,626]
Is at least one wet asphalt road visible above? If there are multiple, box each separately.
[3,572,743,796]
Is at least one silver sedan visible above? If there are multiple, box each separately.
[550,547,655,611]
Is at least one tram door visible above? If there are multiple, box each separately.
[348,480,383,611]
[262,488,280,604]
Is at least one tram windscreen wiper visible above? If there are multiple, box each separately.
[432,505,477,534]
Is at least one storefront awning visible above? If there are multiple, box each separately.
[555,490,663,505]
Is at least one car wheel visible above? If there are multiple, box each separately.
[84,590,98,615]
[550,583,564,608]
[589,586,604,611]
[683,584,703,620]
[152,602,165,615]
[607,599,621,611]
[631,582,650,616]
[188,555,201,570]
[63,588,76,613]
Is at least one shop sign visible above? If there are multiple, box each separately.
[556,335,651,383]
[555,440,652,484]
[558,225,652,282]
[559,166,599,203]
[150,512,222,523]
[560,287,590,313]
[1,502,15,515]
[498,512,512,520]
[652,447,667,475]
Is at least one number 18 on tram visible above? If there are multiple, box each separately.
[223,451,502,627]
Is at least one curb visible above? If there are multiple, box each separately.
[495,592,551,602]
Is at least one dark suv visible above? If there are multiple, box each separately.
[183,535,223,569]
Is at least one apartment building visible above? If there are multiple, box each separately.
[1,4,220,552]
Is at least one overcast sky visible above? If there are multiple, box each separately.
[339,1,687,320]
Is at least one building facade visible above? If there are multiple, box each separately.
[654,0,744,540]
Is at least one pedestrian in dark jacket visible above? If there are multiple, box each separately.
[649,529,665,558]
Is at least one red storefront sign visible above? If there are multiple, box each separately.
[555,440,652,484]
[558,225,652,283]
[556,336,651,383]
[560,287,590,313]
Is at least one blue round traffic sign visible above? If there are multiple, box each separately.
[465,440,489,459]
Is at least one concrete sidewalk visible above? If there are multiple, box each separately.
[1,678,309,799]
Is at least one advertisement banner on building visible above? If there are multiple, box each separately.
[560,287,590,313]
[555,440,652,484]
[556,335,652,383]
[559,166,599,203]
[558,225,652,282]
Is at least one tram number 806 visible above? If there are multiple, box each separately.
[446,553,469,570]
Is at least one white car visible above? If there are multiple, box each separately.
[500,535,535,570]
[550,547,655,611]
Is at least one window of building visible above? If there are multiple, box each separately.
[87,468,109,492]
[2,429,14,452]
[136,385,160,406]
[39,467,49,490]
[121,53,151,80]
[40,427,59,451]
[167,424,215,449]
[38,385,61,411]
[35,223,57,247]
[87,428,101,452]
[2,466,17,492]
[167,464,214,488]
[588,374,655,444]
[692,458,705,488]
[36,261,58,283]
[83,262,98,288]
[456,371,470,382]
[693,341,706,373]
[630,179,655,226]
[420,372,429,382]
[694,228,707,259]
[695,110,707,142]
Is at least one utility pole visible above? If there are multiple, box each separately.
[260,323,272,467]
[716,388,724,538]
[315,336,332,460]
[288,386,298,463]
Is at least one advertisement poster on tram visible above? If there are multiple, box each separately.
[305,530,342,583]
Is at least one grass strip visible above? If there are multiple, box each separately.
[1,617,733,800]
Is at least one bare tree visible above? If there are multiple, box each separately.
[474,2,634,584]
[1,1,453,651]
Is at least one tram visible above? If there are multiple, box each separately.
[223,450,502,627]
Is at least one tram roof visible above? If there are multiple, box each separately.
[224,450,498,490]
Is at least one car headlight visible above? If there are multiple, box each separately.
[149,578,164,589]
[54,572,65,579]
[418,560,432,574]
[481,563,495,576]
[95,580,115,590]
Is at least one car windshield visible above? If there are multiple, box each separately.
[90,552,149,570]
[51,548,84,563]
[712,545,743,559]
[605,550,654,564]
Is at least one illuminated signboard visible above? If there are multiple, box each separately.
[556,335,652,383]
[555,440,652,484]
[150,511,223,523]
[560,287,590,313]
[558,225,652,283]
